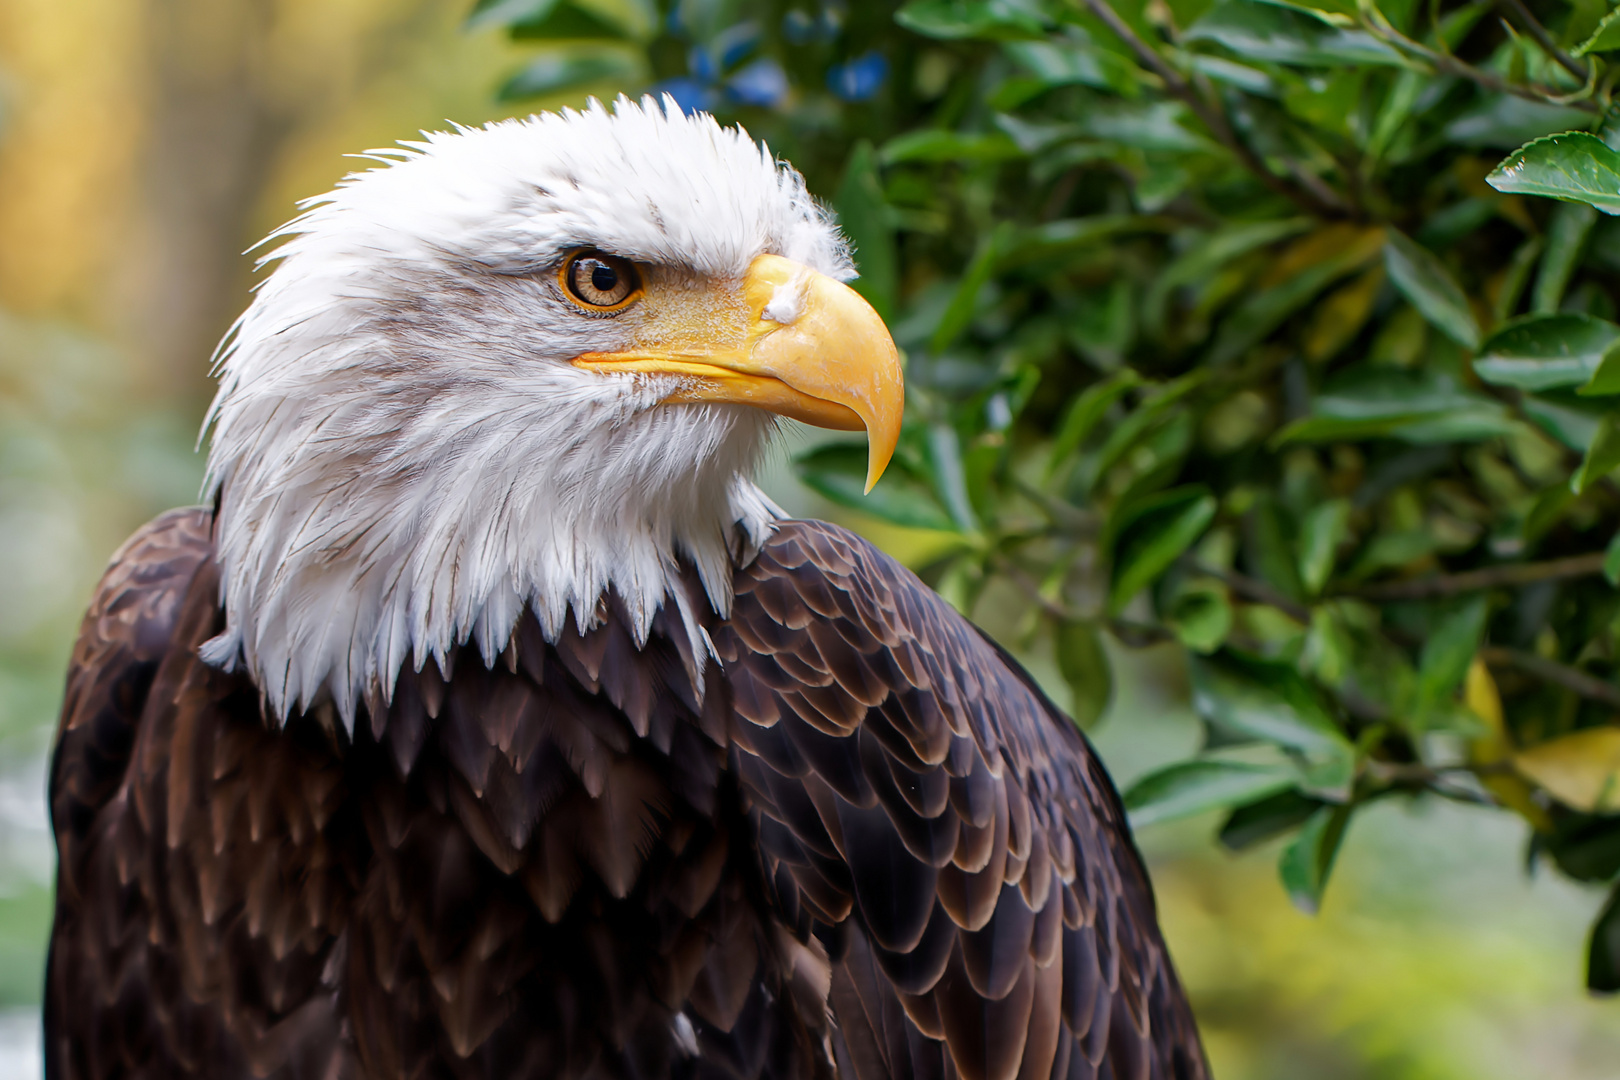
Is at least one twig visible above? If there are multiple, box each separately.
[1011,479,1099,536]
[993,554,1084,621]
[1495,0,1589,85]
[1361,14,1603,113]
[1078,0,1348,217]
[993,551,1175,644]
[1350,552,1607,602]
[1193,563,1312,623]
[1480,645,1620,710]
[1364,762,1510,806]
[1366,759,1513,781]
[1110,618,1176,646]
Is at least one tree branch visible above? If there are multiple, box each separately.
[1495,0,1589,86]
[1350,552,1607,602]
[992,552,1175,645]
[1193,563,1312,623]
[1361,13,1602,113]
[993,554,1081,622]
[1480,645,1620,710]
[1078,0,1348,217]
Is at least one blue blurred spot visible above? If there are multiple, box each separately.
[782,9,817,44]
[666,6,685,36]
[713,20,762,69]
[688,45,717,83]
[827,51,887,102]
[727,59,789,107]
[652,77,716,115]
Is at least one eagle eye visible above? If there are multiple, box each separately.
[560,249,642,312]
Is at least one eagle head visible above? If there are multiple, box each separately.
[199,96,903,727]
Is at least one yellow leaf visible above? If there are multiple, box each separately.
[1303,265,1385,363]
[1466,658,1552,829]
[1465,657,1506,744]
[1513,727,1620,813]
[1257,224,1386,290]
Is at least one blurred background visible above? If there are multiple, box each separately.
[3,0,1620,1077]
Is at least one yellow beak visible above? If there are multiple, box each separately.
[572,254,903,493]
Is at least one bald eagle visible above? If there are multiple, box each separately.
[45,98,1207,1080]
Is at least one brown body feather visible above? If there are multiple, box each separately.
[46,508,1208,1080]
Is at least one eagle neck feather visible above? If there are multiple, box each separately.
[200,399,783,729]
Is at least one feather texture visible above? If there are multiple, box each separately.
[48,510,1206,1080]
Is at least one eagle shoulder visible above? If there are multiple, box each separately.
[717,518,1210,1080]
[51,505,215,853]
[47,506,357,1080]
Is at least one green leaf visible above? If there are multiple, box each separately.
[1383,231,1480,350]
[1495,236,1545,324]
[1367,67,1424,162]
[1244,493,1304,601]
[1003,38,1139,96]
[1573,411,1620,493]
[1522,391,1609,450]
[1220,789,1326,850]
[1047,369,1141,477]
[1279,803,1352,914]
[1124,759,1299,828]
[1167,583,1233,653]
[1184,0,1405,66]
[1586,882,1620,994]
[1474,313,1620,390]
[879,129,1023,164]
[926,422,980,532]
[1189,54,1277,95]
[1276,368,1509,446]
[932,222,1012,354]
[507,1,634,40]
[1416,596,1489,718]
[1078,100,1215,154]
[1579,340,1620,395]
[836,142,898,322]
[1605,531,1620,585]
[1003,215,1163,269]
[1055,620,1113,728]
[467,0,554,31]
[1449,99,1596,151]
[1575,7,1620,56]
[1346,529,1436,580]
[1082,374,1211,488]
[895,0,1049,39]
[1189,651,1352,757]
[1487,132,1620,216]
[795,444,955,530]
[1143,218,1310,327]
[1206,226,1385,365]
[496,51,639,100]
[1107,485,1217,615]
[1524,485,1575,544]
[1533,202,1600,314]
[1297,498,1350,595]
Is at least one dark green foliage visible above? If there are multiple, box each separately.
[481,0,1620,991]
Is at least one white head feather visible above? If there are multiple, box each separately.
[200,96,854,727]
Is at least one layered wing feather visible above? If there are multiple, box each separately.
[46,507,359,1079]
[716,521,1209,1080]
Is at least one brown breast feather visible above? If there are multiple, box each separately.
[46,509,1205,1080]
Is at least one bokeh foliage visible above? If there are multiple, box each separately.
[480,0,1620,991]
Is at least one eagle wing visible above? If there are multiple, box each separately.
[717,520,1209,1080]
[46,507,354,1079]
